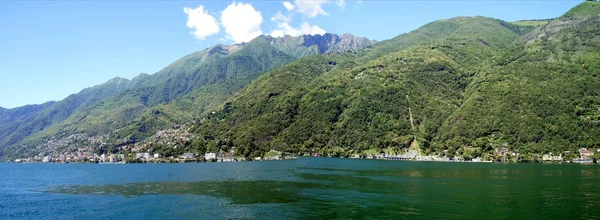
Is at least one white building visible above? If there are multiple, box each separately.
[154,153,161,158]
[205,153,217,160]
[42,156,52,163]
[542,154,563,161]
[181,153,195,159]
[135,153,151,160]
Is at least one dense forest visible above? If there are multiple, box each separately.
[181,2,600,160]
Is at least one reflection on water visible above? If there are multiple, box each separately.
[44,180,320,205]
[40,159,600,219]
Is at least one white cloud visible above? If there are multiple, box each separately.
[294,0,329,17]
[221,2,263,43]
[299,22,326,35]
[271,11,292,23]
[283,1,295,11]
[183,5,220,40]
[289,0,347,17]
[270,22,325,38]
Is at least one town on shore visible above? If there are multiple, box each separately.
[9,149,295,164]
[6,125,599,165]
[7,146,600,164]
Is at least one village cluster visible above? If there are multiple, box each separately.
[11,149,290,163]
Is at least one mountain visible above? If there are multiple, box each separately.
[0,33,374,159]
[561,1,600,18]
[0,78,132,157]
[161,2,600,160]
[262,33,376,58]
[0,102,54,125]
[4,2,599,161]
[187,16,526,158]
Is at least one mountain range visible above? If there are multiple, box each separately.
[0,33,375,159]
[2,1,600,160]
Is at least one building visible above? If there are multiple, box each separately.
[573,158,593,164]
[42,156,52,163]
[542,154,563,161]
[495,148,509,157]
[135,153,151,160]
[154,153,161,159]
[205,153,217,160]
[579,148,594,159]
[108,155,118,163]
[181,153,195,159]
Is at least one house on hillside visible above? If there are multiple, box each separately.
[579,148,594,159]
[495,148,509,157]
[542,154,563,161]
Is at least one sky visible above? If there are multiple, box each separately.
[0,0,583,109]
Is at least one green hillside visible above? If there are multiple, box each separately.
[186,17,525,158]
[0,34,373,159]
[511,19,551,27]
[437,15,600,157]
[166,2,600,160]
[0,77,131,156]
[561,1,600,18]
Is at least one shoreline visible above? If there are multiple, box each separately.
[3,156,596,164]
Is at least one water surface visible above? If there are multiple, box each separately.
[1,157,599,219]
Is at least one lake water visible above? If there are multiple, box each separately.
[1,157,599,219]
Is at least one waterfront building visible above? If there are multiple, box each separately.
[205,153,217,160]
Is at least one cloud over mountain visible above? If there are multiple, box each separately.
[184,1,352,42]
[183,5,220,40]
[221,2,263,43]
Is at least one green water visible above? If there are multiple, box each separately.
[2,157,599,219]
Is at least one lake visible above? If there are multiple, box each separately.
[1,157,599,219]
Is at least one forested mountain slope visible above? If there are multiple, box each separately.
[3,2,599,160]
[186,16,525,158]
[0,34,374,159]
[171,2,600,160]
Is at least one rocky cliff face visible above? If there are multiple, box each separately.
[260,33,376,58]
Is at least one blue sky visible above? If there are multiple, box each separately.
[0,0,582,109]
